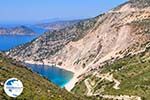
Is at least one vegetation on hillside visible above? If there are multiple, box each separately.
[0,53,90,100]
[72,48,150,100]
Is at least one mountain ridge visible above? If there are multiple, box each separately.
[111,0,150,12]
[37,20,81,31]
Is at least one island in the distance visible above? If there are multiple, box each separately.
[0,25,36,35]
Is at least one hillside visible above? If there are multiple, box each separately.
[7,0,150,97]
[0,53,91,100]
[72,47,150,100]
[112,0,150,12]
[7,17,98,63]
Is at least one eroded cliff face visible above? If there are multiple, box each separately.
[8,0,150,74]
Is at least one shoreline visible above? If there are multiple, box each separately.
[24,60,82,91]
[65,71,82,91]
[25,60,75,73]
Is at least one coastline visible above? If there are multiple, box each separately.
[24,60,82,91]
[24,60,75,73]
[65,72,81,91]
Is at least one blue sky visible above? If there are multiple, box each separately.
[0,0,127,24]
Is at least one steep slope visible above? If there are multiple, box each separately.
[7,0,150,91]
[112,0,150,12]
[0,53,91,100]
[7,17,98,66]
[72,46,150,100]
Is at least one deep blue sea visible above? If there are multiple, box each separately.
[0,35,38,51]
[0,25,45,51]
[26,63,74,88]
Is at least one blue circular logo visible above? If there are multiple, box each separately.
[4,78,23,98]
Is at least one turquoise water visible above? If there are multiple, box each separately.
[26,63,74,88]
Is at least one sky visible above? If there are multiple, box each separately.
[0,0,127,24]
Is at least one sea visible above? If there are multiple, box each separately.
[26,63,73,88]
[0,25,45,51]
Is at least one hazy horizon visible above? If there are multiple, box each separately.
[0,0,127,24]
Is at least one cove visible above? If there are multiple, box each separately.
[26,63,74,88]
